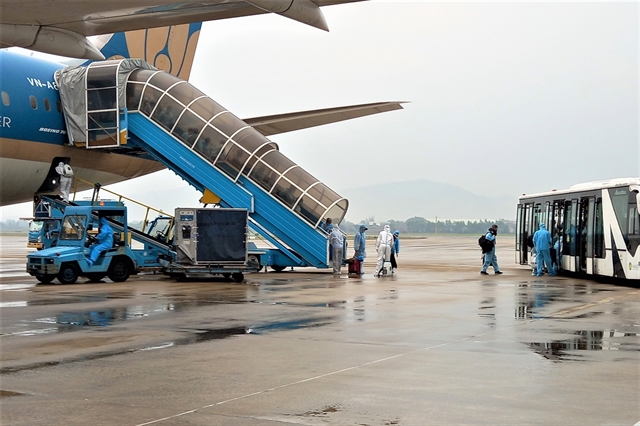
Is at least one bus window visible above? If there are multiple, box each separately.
[609,188,629,238]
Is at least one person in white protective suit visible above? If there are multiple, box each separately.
[375,225,394,277]
[55,161,73,202]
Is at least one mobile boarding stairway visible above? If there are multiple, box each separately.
[55,59,348,270]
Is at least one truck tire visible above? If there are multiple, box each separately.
[108,258,131,282]
[58,263,79,284]
[35,274,55,284]
[232,272,244,283]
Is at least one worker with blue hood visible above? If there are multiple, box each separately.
[533,223,554,277]
[86,217,114,266]
[390,231,400,274]
[353,224,367,274]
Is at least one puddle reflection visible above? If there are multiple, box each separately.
[528,329,640,361]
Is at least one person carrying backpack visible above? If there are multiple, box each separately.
[480,224,503,275]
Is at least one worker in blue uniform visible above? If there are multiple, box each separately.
[86,217,114,266]
[533,223,555,276]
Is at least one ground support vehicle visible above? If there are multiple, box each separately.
[165,208,258,282]
[516,178,640,281]
[27,204,173,284]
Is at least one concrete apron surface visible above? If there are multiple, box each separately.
[0,235,638,425]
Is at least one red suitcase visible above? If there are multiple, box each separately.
[348,258,361,276]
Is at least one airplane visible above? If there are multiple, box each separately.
[0,0,404,207]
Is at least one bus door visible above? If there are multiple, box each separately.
[580,197,596,274]
[516,203,532,264]
[563,200,577,272]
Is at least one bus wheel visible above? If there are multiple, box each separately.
[232,273,244,283]
[108,258,131,282]
[58,263,79,284]
[85,273,106,283]
[35,274,55,284]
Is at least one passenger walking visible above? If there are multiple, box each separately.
[353,224,367,274]
[86,217,114,267]
[390,230,400,274]
[375,225,393,277]
[480,224,503,275]
[533,223,555,276]
[55,161,73,202]
[329,224,344,274]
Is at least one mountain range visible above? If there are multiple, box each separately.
[339,179,517,223]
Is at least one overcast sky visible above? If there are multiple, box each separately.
[1,0,638,221]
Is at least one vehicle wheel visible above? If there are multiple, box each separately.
[57,263,79,284]
[85,273,106,283]
[232,272,244,283]
[108,258,131,282]
[222,273,231,280]
[35,274,55,284]
[270,265,286,272]
[248,255,262,272]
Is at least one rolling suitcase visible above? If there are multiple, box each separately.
[348,258,361,276]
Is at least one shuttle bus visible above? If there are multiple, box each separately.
[516,178,640,281]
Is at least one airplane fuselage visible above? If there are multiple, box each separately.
[0,50,164,206]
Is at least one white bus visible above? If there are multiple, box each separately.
[516,178,640,281]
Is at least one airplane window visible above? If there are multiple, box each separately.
[29,95,37,110]
[1,91,9,106]
[56,100,62,113]
[43,98,51,112]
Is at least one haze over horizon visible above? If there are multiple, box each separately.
[1,1,637,221]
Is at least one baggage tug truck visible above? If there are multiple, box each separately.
[26,203,256,284]
[26,204,169,284]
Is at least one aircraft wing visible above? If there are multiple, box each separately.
[244,101,406,136]
[1,0,364,59]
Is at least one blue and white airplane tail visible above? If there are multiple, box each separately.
[91,23,202,81]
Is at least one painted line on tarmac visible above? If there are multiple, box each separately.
[134,320,540,426]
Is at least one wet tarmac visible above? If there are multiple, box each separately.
[0,234,638,425]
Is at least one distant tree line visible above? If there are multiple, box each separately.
[340,217,515,235]
[0,220,29,231]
